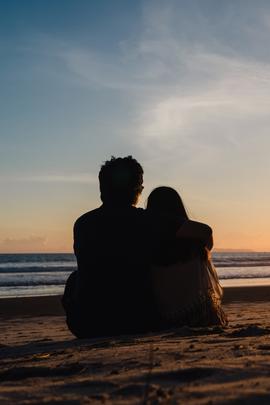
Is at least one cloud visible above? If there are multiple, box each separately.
[124,5,270,169]
[18,2,270,167]
[0,173,97,184]
[50,3,270,152]
[138,52,270,140]
[0,236,47,252]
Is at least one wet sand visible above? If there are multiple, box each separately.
[0,286,270,404]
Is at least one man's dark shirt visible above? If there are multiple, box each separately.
[73,203,154,333]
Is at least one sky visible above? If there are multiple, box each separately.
[1,0,270,252]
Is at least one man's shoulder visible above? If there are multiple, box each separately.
[74,205,146,229]
[74,207,102,230]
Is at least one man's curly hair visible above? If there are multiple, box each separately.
[99,156,144,205]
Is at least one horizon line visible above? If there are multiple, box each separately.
[1,249,270,254]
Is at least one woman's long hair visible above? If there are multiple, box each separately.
[146,186,189,219]
[147,186,201,263]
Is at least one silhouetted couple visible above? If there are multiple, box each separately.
[63,156,227,338]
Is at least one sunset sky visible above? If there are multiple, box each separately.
[1,0,270,252]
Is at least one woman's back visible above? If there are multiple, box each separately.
[147,186,227,328]
[150,255,227,328]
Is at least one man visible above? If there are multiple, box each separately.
[64,156,152,337]
[63,155,213,338]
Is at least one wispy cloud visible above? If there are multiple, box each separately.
[48,3,270,161]
[0,173,97,184]
[138,52,270,140]
[16,2,270,172]
[0,235,47,252]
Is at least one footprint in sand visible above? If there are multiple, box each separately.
[257,344,270,351]
[61,379,118,396]
[226,325,270,338]
[0,364,85,381]
[113,383,146,396]
[141,367,217,384]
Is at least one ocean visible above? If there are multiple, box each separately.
[1,252,270,298]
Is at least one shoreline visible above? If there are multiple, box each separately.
[0,284,269,318]
[222,284,270,303]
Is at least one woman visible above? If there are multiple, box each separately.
[147,186,227,328]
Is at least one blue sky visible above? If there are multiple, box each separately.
[1,0,270,252]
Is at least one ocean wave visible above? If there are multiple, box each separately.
[212,253,270,266]
[213,261,270,267]
[0,271,71,287]
[1,262,270,272]
[0,280,65,287]
[217,266,270,279]
[219,274,270,279]
[0,266,76,273]
[1,253,270,270]
[0,253,75,263]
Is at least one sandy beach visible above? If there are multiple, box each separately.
[0,287,270,404]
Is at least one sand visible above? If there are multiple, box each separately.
[0,287,270,404]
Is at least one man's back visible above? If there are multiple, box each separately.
[73,204,152,334]
[74,204,146,271]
